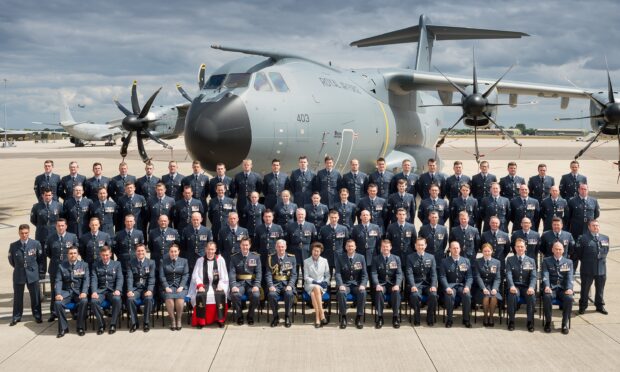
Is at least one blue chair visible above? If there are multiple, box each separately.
[266,293,297,323]
[407,294,438,324]
[235,292,262,323]
[372,292,402,322]
[337,292,366,323]
[126,297,156,328]
[89,298,122,330]
[540,296,571,328]
[301,290,331,323]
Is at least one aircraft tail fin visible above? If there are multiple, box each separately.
[349,14,528,71]
[59,96,76,124]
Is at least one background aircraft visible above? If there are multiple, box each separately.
[180,14,588,175]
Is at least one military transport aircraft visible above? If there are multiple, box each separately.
[125,15,615,176]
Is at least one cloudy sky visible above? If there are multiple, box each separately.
[0,0,618,130]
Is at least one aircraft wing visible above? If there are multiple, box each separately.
[384,70,588,106]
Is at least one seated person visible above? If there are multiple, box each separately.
[188,241,229,328]
[405,237,438,326]
[506,238,537,332]
[126,244,155,333]
[542,242,574,334]
[90,245,123,335]
[335,239,368,329]
[371,240,403,329]
[265,239,297,328]
[53,246,89,338]
[229,237,262,325]
[303,242,330,328]
[473,243,502,327]
[159,244,189,331]
[439,241,473,328]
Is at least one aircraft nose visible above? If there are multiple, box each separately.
[184,93,252,170]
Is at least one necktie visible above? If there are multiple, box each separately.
[195,174,198,181]
[274,173,278,180]
[594,234,599,242]
[430,173,435,183]
[518,256,523,264]
[46,174,50,183]
[301,171,305,178]
[195,228,199,236]
[72,176,76,184]
[555,232,560,240]
[553,199,557,209]
[456,175,460,182]
[485,260,490,269]
[540,176,544,184]
[431,226,436,236]
[510,176,514,182]
[522,198,527,207]
[349,257,354,267]
[299,223,303,232]
[494,197,498,204]
[384,256,388,266]
[278,257,283,267]
[399,224,404,232]
[482,174,487,183]
[161,229,166,241]
[573,174,577,184]
[147,176,151,183]
[556,259,560,266]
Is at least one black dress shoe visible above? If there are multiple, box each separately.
[108,325,116,335]
[247,316,254,325]
[143,325,150,333]
[393,318,400,329]
[527,322,534,332]
[508,321,515,331]
[129,324,137,333]
[284,317,292,328]
[176,326,182,331]
[169,325,176,331]
[77,328,85,336]
[339,318,347,329]
[321,317,328,326]
[35,318,43,324]
[9,320,19,326]
[463,321,472,328]
[482,320,489,327]
[197,325,203,329]
[596,306,608,315]
[355,316,363,329]
[47,315,57,323]
[427,321,434,327]
[56,328,68,338]
[315,322,321,329]
[445,321,453,328]
[97,327,105,335]
[237,317,244,325]
[488,319,494,327]
[413,320,421,326]
[375,317,384,329]
[270,318,279,327]
[578,307,586,315]
[217,322,224,328]
[561,325,569,335]
[544,322,551,333]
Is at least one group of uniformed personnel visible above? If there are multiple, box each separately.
[8,156,609,335]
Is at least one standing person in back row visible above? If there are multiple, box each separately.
[263,158,288,210]
[559,160,587,200]
[415,158,446,200]
[313,156,342,209]
[34,159,61,202]
[162,161,184,201]
[368,157,394,199]
[340,158,369,204]
[232,159,263,214]
[471,161,496,202]
[287,155,315,207]
[528,163,554,202]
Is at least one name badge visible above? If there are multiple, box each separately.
[248,259,257,267]
[388,261,398,269]
[336,232,345,239]
[369,230,378,237]
[353,262,362,270]
[191,206,200,212]
[459,263,468,272]
[497,238,507,245]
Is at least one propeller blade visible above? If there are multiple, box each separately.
[575,123,607,159]
[483,113,522,147]
[131,81,140,115]
[606,56,615,103]
[483,64,515,98]
[144,129,172,149]
[120,131,133,158]
[434,66,468,97]
[138,88,162,119]
[419,103,463,108]
[566,78,607,109]
[176,84,193,102]
[136,130,151,163]
[113,99,133,116]
[435,114,466,148]
[554,114,604,121]
[472,49,478,94]
[198,63,206,90]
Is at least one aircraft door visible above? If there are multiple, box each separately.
[334,129,356,173]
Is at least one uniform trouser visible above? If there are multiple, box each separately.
[54,296,88,332]
[579,274,606,308]
[92,291,122,327]
[231,284,260,320]
[127,289,154,326]
[409,287,438,323]
[12,281,42,321]
[375,285,401,319]
[268,286,294,319]
[507,287,535,323]
[444,286,471,323]
[337,286,366,318]
[543,289,573,325]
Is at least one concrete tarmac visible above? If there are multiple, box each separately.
[0,138,619,372]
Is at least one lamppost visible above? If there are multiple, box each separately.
[2,78,7,148]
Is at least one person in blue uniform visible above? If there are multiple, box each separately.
[357,183,387,229]
[90,186,117,237]
[148,214,180,266]
[160,244,189,330]
[229,238,262,325]
[172,185,204,233]
[62,184,92,239]
[180,160,209,209]
[540,186,569,232]
[506,238,537,332]
[254,209,284,269]
[208,183,236,242]
[368,157,394,199]
[449,183,478,228]
[415,158,447,200]
[371,239,403,329]
[78,216,112,268]
[540,217,574,258]
[53,246,89,337]
[135,162,160,202]
[479,182,511,232]
[265,240,297,328]
[444,161,471,201]
[499,161,525,200]
[439,241,473,328]
[418,211,448,265]
[510,217,540,259]
[286,155,315,207]
[34,159,61,202]
[471,161,497,203]
[161,160,184,201]
[318,210,350,270]
[232,159,263,213]
[240,191,265,238]
[113,214,145,275]
[352,209,383,269]
[9,224,44,325]
[473,243,502,327]
[304,192,329,230]
[384,208,416,263]
[58,161,86,201]
[406,237,438,326]
[386,179,415,224]
[180,212,213,273]
[335,240,367,329]
[417,184,448,226]
[528,163,555,202]
[336,188,357,229]
[575,220,609,315]
[84,162,109,201]
[116,182,147,233]
[313,156,342,209]
[208,162,233,199]
[30,188,62,248]
[285,208,317,266]
[107,162,136,203]
[389,158,418,195]
[449,211,481,263]
[274,190,297,227]
[559,160,587,200]
[90,245,123,335]
[339,158,369,204]
[263,158,288,210]
[126,244,156,332]
[567,183,600,240]
[480,216,511,273]
[146,182,175,234]
[542,242,574,334]
[509,184,540,232]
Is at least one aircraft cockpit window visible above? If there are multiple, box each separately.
[205,74,226,89]
[253,72,273,92]
[268,72,289,92]
[222,73,251,89]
